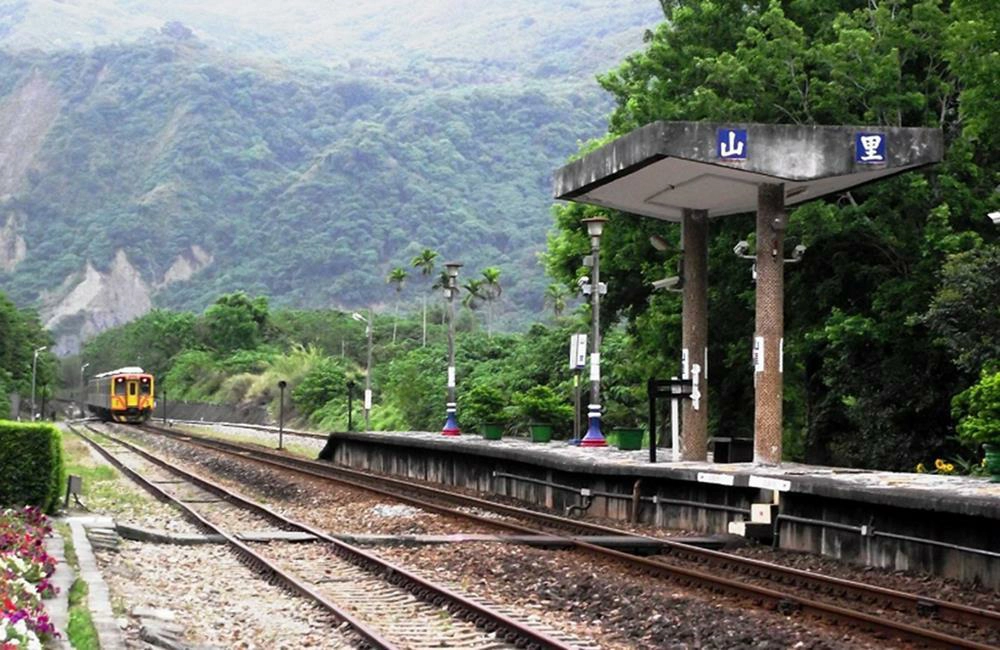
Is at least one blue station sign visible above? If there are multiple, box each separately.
[717,128,748,160]
[855,132,887,164]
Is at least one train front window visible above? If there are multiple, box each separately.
[114,381,126,396]
[129,382,137,396]
[140,381,151,395]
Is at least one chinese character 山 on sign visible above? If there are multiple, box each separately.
[717,129,748,160]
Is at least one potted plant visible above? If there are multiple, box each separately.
[511,385,572,443]
[461,384,507,440]
[604,386,646,450]
[953,366,1000,481]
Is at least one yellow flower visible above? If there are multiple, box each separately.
[916,463,926,473]
[935,458,946,470]
[944,463,955,473]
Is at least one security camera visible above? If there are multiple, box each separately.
[791,244,807,262]
[649,234,670,251]
[733,240,753,258]
[988,211,1000,225]
[576,276,590,288]
[651,276,683,291]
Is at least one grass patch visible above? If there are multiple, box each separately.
[53,521,99,650]
[61,429,161,513]
[66,579,99,650]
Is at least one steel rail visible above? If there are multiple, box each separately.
[72,424,396,649]
[140,422,1000,649]
[79,424,578,650]
[149,423,1000,631]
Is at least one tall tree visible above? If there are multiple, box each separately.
[410,248,438,346]
[386,267,408,344]
[544,283,569,318]
[202,292,269,354]
[431,269,451,325]
[462,279,484,312]
[480,267,502,337]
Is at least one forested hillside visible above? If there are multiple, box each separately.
[0,1,661,352]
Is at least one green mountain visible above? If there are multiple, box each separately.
[0,1,663,353]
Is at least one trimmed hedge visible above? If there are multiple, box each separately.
[0,420,64,513]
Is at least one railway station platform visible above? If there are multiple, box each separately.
[318,430,1000,590]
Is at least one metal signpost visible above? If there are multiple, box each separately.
[647,378,693,463]
[568,333,587,442]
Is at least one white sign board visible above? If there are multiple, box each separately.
[569,334,588,370]
[753,336,765,373]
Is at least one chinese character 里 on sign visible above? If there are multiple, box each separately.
[855,133,886,164]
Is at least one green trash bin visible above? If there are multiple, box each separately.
[529,423,553,443]
[481,423,504,440]
[613,427,644,451]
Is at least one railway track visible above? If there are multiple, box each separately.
[132,420,1000,649]
[71,423,596,650]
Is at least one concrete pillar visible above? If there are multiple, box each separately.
[754,184,785,465]
[680,208,709,461]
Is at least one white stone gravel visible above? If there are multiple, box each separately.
[98,541,355,649]
[69,426,360,649]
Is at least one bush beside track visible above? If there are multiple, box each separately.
[0,420,64,512]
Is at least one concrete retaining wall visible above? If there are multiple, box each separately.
[152,400,270,425]
[326,434,1000,590]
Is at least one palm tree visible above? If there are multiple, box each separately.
[410,248,438,346]
[462,279,484,312]
[544,283,568,318]
[431,269,450,325]
[386,266,408,343]
[480,267,502,337]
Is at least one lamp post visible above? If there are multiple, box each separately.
[352,310,374,431]
[580,216,608,447]
[346,380,356,431]
[79,362,90,418]
[277,380,287,450]
[442,261,462,435]
[30,346,46,422]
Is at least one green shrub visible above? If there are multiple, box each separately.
[460,384,508,432]
[0,371,11,420]
[292,358,350,417]
[510,385,572,436]
[953,365,1000,446]
[0,421,65,512]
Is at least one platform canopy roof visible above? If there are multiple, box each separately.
[553,121,943,222]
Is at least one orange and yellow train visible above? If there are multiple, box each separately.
[85,367,155,423]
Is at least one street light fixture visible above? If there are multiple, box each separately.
[580,216,608,447]
[352,310,374,430]
[31,346,46,421]
[649,234,670,251]
[442,261,463,436]
[277,380,287,450]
